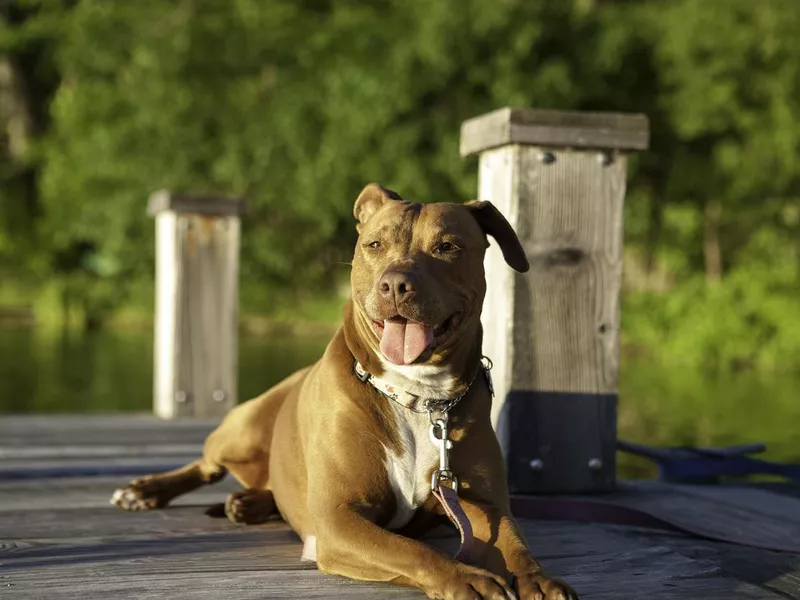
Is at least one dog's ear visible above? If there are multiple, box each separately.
[465,200,529,273]
[353,183,403,225]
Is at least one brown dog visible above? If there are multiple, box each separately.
[112,184,578,600]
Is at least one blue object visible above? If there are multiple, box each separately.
[617,440,800,482]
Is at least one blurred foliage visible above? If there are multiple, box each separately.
[1,0,798,370]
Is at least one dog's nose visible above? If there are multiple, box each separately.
[379,271,414,303]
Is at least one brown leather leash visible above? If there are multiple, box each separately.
[433,485,474,562]
[428,412,477,562]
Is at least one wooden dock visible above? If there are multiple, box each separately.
[1,416,799,599]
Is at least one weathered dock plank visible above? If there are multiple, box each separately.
[660,536,800,600]
[605,481,800,553]
[0,415,798,599]
[0,498,785,599]
[0,415,216,450]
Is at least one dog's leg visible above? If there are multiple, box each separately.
[224,488,277,524]
[313,509,516,599]
[111,459,226,511]
[457,498,578,600]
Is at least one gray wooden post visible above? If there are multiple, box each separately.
[147,191,245,419]
[460,108,649,493]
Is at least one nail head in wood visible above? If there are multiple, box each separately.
[539,151,556,165]
[598,151,615,166]
[529,459,544,471]
[460,107,650,156]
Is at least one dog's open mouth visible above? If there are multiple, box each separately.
[372,313,461,365]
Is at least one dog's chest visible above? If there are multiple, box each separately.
[383,408,438,530]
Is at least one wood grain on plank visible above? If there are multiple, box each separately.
[514,146,626,395]
[147,190,245,217]
[460,107,650,156]
[478,144,625,492]
[0,487,791,600]
[637,481,800,526]
[1,418,797,599]
[0,517,784,599]
[153,205,240,419]
[480,146,626,417]
[611,481,800,553]
[658,535,800,600]
[0,415,217,448]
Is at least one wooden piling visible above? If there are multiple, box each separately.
[147,191,244,419]
[460,108,649,493]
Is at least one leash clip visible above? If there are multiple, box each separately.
[429,415,458,492]
[432,469,458,492]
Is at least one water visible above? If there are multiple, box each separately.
[0,325,328,413]
[1,325,797,477]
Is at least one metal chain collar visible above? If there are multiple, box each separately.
[353,356,493,416]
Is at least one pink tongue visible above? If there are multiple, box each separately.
[379,319,434,365]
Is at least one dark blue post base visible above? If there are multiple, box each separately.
[496,391,617,494]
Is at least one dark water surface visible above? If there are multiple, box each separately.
[1,325,797,478]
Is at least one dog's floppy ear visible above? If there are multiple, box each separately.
[465,200,529,273]
[353,183,403,225]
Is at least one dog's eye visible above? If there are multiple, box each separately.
[435,242,456,254]
[366,241,381,250]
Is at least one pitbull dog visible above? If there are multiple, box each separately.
[112,184,578,600]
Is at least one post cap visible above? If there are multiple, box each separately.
[147,190,246,217]
[460,107,649,157]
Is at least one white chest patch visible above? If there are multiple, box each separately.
[383,405,439,530]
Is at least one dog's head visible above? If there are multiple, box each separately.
[347,183,528,375]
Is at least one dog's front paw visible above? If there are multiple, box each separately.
[514,570,578,600]
[224,489,276,524]
[426,563,517,600]
[110,477,169,511]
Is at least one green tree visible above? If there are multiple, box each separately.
[1,0,798,370]
[0,0,65,298]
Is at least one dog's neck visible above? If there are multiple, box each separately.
[373,357,460,401]
[343,299,483,400]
